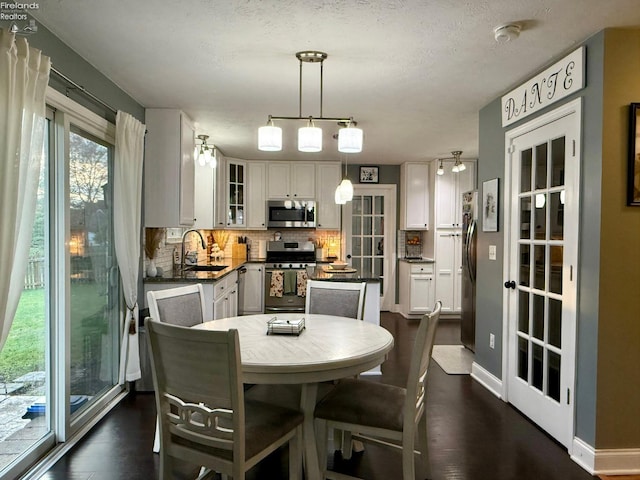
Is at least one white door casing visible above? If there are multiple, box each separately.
[344,185,396,311]
[502,98,581,449]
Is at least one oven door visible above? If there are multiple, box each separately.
[264,270,306,312]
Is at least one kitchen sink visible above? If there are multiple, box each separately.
[185,265,228,272]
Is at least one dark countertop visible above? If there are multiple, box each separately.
[399,257,435,263]
[307,265,380,283]
[144,257,250,283]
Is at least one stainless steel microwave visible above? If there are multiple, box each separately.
[267,200,316,228]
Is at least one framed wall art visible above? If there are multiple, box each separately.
[628,103,640,206]
[359,166,379,183]
[482,178,499,232]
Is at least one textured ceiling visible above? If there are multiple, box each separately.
[31,0,640,164]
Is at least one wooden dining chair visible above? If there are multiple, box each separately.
[147,283,207,328]
[314,301,442,480]
[145,318,304,480]
[147,284,208,454]
[305,280,366,320]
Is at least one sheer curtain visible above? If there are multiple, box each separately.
[114,111,145,383]
[0,29,51,350]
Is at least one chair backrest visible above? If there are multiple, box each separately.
[145,318,245,458]
[305,280,367,320]
[404,301,442,429]
[147,283,206,327]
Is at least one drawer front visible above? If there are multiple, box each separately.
[410,264,433,274]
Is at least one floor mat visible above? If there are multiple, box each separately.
[432,345,474,374]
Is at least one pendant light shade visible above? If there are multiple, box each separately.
[334,184,347,204]
[258,118,283,151]
[298,119,322,152]
[338,123,363,153]
[339,178,354,202]
[436,159,444,176]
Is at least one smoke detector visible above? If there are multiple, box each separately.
[494,23,521,43]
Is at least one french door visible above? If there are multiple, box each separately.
[343,185,396,310]
[504,99,581,449]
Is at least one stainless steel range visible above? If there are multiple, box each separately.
[264,241,316,313]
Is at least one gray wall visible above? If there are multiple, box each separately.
[0,21,145,122]
[476,30,618,448]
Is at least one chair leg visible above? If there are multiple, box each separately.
[402,434,415,480]
[418,415,431,479]
[342,430,354,460]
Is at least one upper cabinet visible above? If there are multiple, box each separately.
[400,162,430,230]
[144,109,195,227]
[246,162,267,229]
[226,158,247,228]
[435,160,476,229]
[315,162,341,230]
[267,162,316,199]
[193,160,215,230]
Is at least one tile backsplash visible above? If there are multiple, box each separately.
[144,228,341,277]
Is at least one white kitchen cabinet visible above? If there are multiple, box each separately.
[315,162,341,229]
[213,270,239,319]
[399,261,435,317]
[144,109,195,227]
[435,160,475,229]
[239,263,264,314]
[193,160,215,229]
[246,162,267,229]
[434,230,463,314]
[267,162,316,199]
[213,155,227,228]
[400,163,430,230]
[225,159,247,228]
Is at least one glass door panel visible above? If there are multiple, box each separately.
[68,128,119,418]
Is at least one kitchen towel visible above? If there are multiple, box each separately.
[283,270,297,295]
[296,271,308,297]
[269,271,284,297]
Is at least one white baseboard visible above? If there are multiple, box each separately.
[470,362,503,399]
[572,437,640,475]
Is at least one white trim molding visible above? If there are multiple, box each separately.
[571,437,640,475]
[470,362,503,399]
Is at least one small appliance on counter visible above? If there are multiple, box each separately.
[404,231,423,259]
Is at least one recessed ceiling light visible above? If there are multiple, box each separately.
[494,24,521,43]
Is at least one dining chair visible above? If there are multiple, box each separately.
[146,283,207,328]
[314,301,442,480]
[145,318,304,480]
[147,284,207,454]
[305,279,367,320]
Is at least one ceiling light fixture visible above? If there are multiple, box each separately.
[335,155,354,204]
[195,134,217,168]
[258,51,363,153]
[494,23,521,43]
[436,159,444,176]
[451,150,465,173]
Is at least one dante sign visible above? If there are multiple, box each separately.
[501,47,584,127]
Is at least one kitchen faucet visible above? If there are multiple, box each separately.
[181,229,207,271]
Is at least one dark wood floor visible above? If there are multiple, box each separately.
[40,313,596,480]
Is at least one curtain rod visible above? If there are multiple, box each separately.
[50,66,118,115]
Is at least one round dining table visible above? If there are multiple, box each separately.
[194,313,395,480]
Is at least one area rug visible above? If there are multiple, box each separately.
[431,345,474,374]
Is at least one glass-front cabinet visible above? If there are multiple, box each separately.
[226,159,246,228]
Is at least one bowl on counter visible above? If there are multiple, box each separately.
[329,261,348,270]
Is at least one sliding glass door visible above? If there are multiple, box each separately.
[0,96,123,479]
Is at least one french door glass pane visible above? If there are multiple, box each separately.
[0,121,50,472]
[349,194,385,292]
[520,148,532,193]
[68,129,118,417]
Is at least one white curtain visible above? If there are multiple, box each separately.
[0,29,51,350]
[114,111,145,383]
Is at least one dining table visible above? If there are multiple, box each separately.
[194,313,395,480]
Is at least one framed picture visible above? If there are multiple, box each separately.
[628,103,640,206]
[482,178,499,232]
[360,166,379,183]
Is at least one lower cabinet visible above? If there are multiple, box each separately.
[213,270,239,319]
[239,263,264,315]
[399,261,434,317]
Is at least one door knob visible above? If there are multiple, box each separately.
[504,280,516,289]
[346,254,352,259]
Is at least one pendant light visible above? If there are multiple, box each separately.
[338,119,363,153]
[335,155,353,204]
[258,51,362,153]
[258,116,282,151]
[196,135,213,166]
[436,159,444,176]
[298,117,322,152]
[451,150,465,173]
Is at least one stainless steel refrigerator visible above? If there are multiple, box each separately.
[461,190,477,352]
